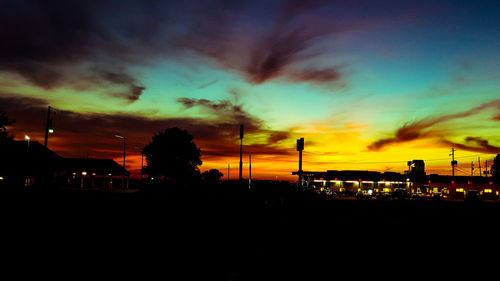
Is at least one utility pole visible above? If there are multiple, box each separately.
[239,124,244,182]
[450,148,457,177]
[471,161,474,177]
[485,160,489,177]
[44,106,53,147]
[249,154,252,189]
[227,163,230,182]
[478,157,482,177]
[297,138,304,188]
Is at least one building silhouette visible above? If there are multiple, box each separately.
[293,159,499,200]
[0,140,129,190]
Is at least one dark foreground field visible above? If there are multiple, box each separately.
[2,184,499,280]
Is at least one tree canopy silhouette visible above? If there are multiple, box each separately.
[0,112,13,144]
[201,169,223,185]
[142,127,202,184]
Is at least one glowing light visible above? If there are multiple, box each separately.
[82,171,87,176]
[456,188,464,193]
[25,135,30,140]
[484,189,492,193]
[48,128,54,133]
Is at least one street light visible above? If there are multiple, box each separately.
[25,135,30,149]
[114,134,126,170]
[44,106,55,147]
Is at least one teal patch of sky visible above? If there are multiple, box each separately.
[237,81,338,129]
[131,59,239,116]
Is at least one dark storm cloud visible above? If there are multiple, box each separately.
[367,99,500,151]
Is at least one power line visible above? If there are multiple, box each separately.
[327,153,495,165]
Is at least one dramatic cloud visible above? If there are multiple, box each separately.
[177,97,263,131]
[175,0,346,85]
[440,137,500,154]
[245,0,343,84]
[1,95,293,169]
[367,99,500,151]
[288,68,342,84]
[0,0,350,97]
[0,0,163,101]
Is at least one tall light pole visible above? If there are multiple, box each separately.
[44,106,54,147]
[114,134,126,170]
[239,124,244,182]
[297,138,304,188]
[25,135,30,151]
[249,154,252,189]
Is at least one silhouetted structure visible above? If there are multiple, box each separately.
[62,158,130,189]
[0,140,62,188]
[0,140,131,190]
[293,159,499,200]
[239,124,244,182]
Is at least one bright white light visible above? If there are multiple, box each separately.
[114,134,124,139]
[25,135,30,140]
[48,128,54,133]
[82,171,87,176]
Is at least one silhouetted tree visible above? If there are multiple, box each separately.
[142,127,202,185]
[201,169,223,185]
[491,154,500,183]
[0,112,13,144]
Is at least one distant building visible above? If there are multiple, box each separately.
[62,158,130,189]
[292,159,499,200]
[292,170,409,195]
[0,140,62,188]
[0,140,129,190]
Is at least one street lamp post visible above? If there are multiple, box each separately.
[114,134,126,170]
[114,134,126,190]
[44,106,54,147]
[25,135,30,151]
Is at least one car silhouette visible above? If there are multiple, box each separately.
[465,190,481,202]
[410,192,426,200]
[431,192,444,201]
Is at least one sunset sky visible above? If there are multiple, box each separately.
[1,0,500,180]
